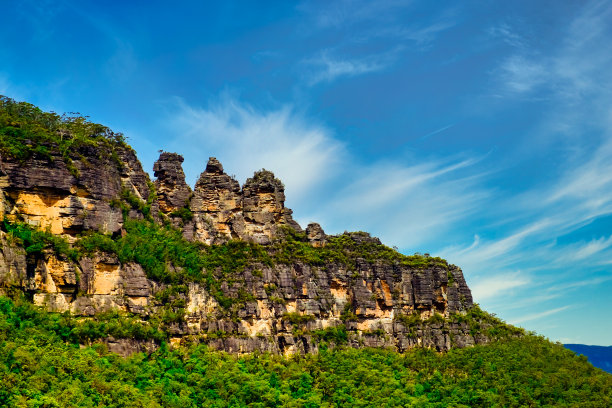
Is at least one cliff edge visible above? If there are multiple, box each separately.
[0,96,521,355]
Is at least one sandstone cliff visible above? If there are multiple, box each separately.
[0,98,503,355]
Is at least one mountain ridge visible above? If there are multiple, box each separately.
[0,95,517,355]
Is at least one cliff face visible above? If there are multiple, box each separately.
[0,145,149,237]
[0,138,485,355]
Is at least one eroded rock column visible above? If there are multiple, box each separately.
[190,157,242,244]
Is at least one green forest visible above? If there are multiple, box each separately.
[1,296,611,407]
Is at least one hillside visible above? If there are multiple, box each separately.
[1,96,611,406]
[1,296,611,407]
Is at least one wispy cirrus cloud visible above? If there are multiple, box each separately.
[304,49,398,85]
[165,94,490,250]
[431,1,612,339]
[495,1,612,101]
[309,155,490,249]
[510,306,572,325]
[499,55,547,94]
[469,272,531,302]
[548,139,612,207]
[487,22,526,48]
[442,131,612,269]
[298,1,456,85]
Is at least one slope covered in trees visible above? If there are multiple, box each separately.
[1,96,611,406]
[1,296,611,407]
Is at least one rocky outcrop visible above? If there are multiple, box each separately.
[0,144,150,238]
[188,157,243,243]
[153,152,192,213]
[180,253,478,354]
[157,156,303,245]
[1,235,478,353]
[240,169,302,243]
[0,143,483,355]
[0,230,27,293]
[306,223,327,247]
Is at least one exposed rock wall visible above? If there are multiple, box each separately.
[0,231,478,353]
[189,157,243,243]
[0,147,481,354]
[152,152,191,213]
[0,145,149,237]
[153,154,301,244]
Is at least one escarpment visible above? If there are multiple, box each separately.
[0,98,518,356]
[0,144,149,237]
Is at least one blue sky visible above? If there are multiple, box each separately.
[2,0,611,345]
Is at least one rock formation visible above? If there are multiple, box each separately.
[1,139,486,355]
[153,155,302,245]
[0,144,149,238]
[152,152,191,213]
[188,157,243,243]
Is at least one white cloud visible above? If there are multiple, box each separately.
[487,23,526,48]
[401,21,456,45]
[300,0,411,30]
[298,1,455,85]
[420,124,454,140]
[443,3,612,337]
[311,155,490,249]
[559,236,612,262]
[499,55,547,93]
[442,219,553,274]
[510,306,571,325]
[470,272,530,302]
[546,275,612,294]
[496,1,612,101]
[548,139,612,207]
[164,96,344,205]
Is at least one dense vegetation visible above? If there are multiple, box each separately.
[271,227,448,269]
[0,95,127,159]
[0,95,128,175]
[0,296,610,407]
[2,220,79,262]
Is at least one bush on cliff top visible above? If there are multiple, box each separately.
[0,95,128,162]
[0,296,610,407]
[272,226,447,270]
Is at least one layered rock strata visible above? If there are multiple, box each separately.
[154,154,301,244]
[152,152,191,213]
[1,147,482,354]
[0,146,150,238]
